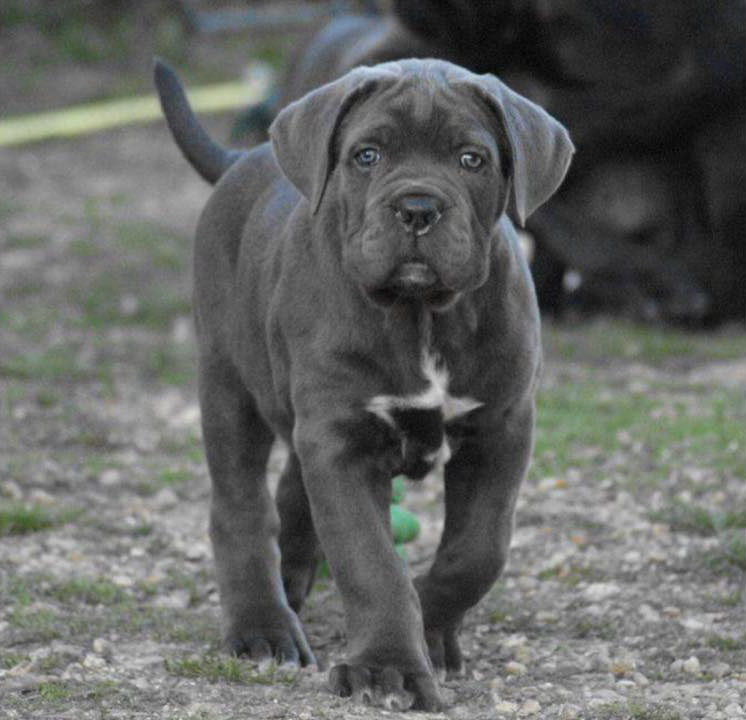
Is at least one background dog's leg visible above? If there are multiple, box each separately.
[295,417,441,711]
[200,358,315,666]
[415,400,534,677]
[277,451,322,612]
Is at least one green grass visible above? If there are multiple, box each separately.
[5,233,48,250]
[651,503,746,536]
[0,344,92,381]
[49,577,128,606]
[0,504,80,536]
[533,377,745,483]
[164,654,299,685]
[707,531,746,573]
[543,318,746,366]
[2,652,28,669]
[37,681,72,702]
[596,700,682,720]
[8,607,62,642]
[707,633,744,651]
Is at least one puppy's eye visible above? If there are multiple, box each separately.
[459,152,484,170]
[354,147,381,168]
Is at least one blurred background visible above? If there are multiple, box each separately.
[1,3,745,719]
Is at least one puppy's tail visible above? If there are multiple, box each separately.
[153,58,246,184]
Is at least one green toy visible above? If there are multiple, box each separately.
[317,475,420,577]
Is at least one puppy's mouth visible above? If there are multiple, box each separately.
[367,262,456,309]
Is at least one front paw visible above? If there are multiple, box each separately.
[329,662,442,712]
[425,625,464,679]
[224,603,316,667]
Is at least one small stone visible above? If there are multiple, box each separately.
[513,645,535,664]
[1,480,23,500]
[680,616,707,632]
[152,487,178,510]
[632,672,649,686]
[682,656,701,675]
[185,543,207,561]
[153,589,191,609]
[535,610,559,624]
[28,489,55,505]
[638,603,661,623]
[518,700,541,716]
[662,605,681,618]
[494,700,519,715]
[129,546,145,558]
[92,638,113,660]
[111,574,134,588]
[0,621,9,634]
[583,583,620,602]
[724,703,744,717]
[711,662,731,679]
[558,705,581,720]
[505,661,527,676]
[98,469,121,487]
[82,653,106,669]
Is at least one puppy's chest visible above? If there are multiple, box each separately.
[366,352,482,479]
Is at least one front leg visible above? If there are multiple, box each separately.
[294,409,441,711]
[416,399,535,677]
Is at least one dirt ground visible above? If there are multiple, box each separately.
[1,5,745,720]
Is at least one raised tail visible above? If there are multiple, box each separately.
[153,58,246,184]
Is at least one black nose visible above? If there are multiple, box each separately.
[394,194,443,236]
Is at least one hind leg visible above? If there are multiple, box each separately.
[277,452,322,612]
[200,357,314,666]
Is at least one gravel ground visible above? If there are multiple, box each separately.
[1,12,745,719]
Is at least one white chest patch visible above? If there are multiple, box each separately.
[366,350,483,474]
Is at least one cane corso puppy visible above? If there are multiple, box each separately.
[155,57,573,710]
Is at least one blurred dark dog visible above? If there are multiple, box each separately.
[241,0,745,324]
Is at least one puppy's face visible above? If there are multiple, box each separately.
[335,78,509,310]
[269,60,573,309]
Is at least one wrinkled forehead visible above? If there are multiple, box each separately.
[338,73,498,151]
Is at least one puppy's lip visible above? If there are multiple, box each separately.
[389,261,438,290]
[366,263,457,308]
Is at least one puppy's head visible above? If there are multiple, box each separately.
[269,59,573,310]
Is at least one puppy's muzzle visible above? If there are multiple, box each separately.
[393,194,443,237]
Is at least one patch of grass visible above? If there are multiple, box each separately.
[35,388,60,408]
[5,233,48,250]
[8,607,61,642]
[706,531,746,574]
[2,652,28,669]
[569,616,618,640]
[159,468,193,486]
[707,633,744,651]
[0,504,56,535]
[113,221,187,272]
[0,344,90,381]
[652,503,746,537]
[146,346,196,386]
[74,280,191,331]
[543,318,746,366]
[36,653,71,673]
[533,380,654,477]
[50,577,128,606]
[596,700,681,720]
[164,654,299,685]
[37,681,71,702]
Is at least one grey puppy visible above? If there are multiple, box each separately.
[154,57,573,711]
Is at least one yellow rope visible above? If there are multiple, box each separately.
[0,75,270,147]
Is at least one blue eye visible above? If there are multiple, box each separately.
[355,147,380,168]
[460,152,484,170]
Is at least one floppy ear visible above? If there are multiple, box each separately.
[269,66,400,215]
[452,72,574,226]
